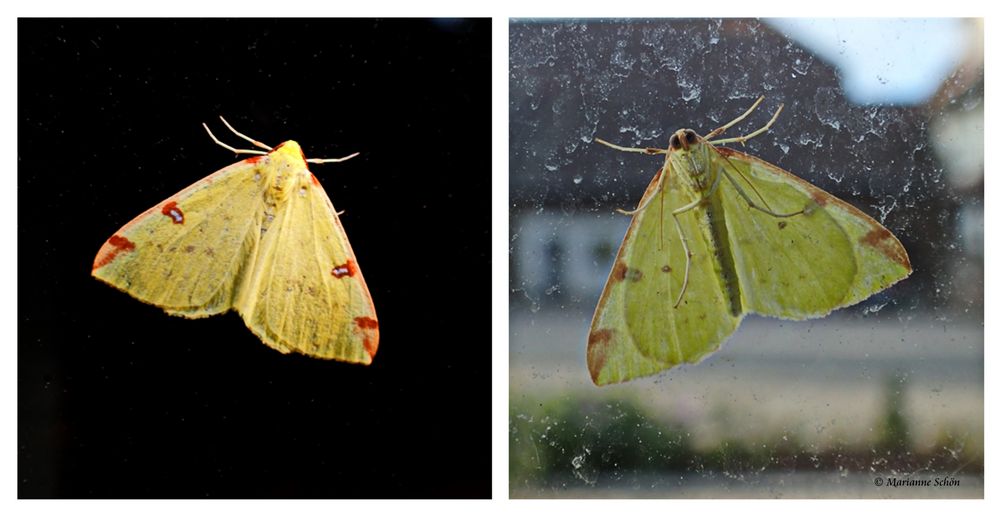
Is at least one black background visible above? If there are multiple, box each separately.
[18,19,491,498]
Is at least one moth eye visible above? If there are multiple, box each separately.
[669,134,680,149]
[684,130,698,144]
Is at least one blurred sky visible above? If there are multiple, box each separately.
[764,18,970,105]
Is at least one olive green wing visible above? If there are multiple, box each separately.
[588,166,744,386]
[713,146,911,319]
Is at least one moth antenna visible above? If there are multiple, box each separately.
[307,152,360,164]
[218,116,273,150]
[595,137,668,155]
[203,123,267,156]
[703,96,765,140]
[708,103,784,146]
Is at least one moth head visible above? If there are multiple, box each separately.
[270,140,307,165]
[669,129,699,151]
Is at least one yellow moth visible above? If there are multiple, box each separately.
[588,97,911,385]
[92,118,379,364]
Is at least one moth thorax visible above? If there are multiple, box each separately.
[670,147,715,196]
[263,140,310,203]
[266,165,303,202]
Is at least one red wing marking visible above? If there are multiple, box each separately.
[331,260,357,278]
[310,173,320,187]
[353,316,379,359]
[245,156,263,164]
[355,316,378,330]
[93,235,136,270]
[161,201,185,224]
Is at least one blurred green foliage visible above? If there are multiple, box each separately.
[510,378,981,492]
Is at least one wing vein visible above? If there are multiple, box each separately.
[309,187,338,356]
[153,173,264,309]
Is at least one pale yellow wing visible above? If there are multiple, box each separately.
[588,166,743,386]
[236,167,379,364]
[92,158,269,317]
[713,147,911,319]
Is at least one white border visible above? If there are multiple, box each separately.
[4,1,995,515]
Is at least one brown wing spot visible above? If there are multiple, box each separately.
[184,245,196,253]
[587,329,614,383]
[331,260,357,278]
[860,226,911,269]
[809,190,829,207]
[354,316,379,360]
[161,201,185,224]
[778,221,788,230]
[611,261,627,282]
[93,235,136,270]
[662,264,672,273]
[611,261,643,283]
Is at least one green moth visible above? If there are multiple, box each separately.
[588,97,911,385]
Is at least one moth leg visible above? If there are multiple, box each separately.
[218,116,273,150]
[617,160,670,216]
[616,189,657,215]
[202,122,268,156]
[703,96,764,140]
[708,104,784,146]
[670,197,702,308]
[712,149,776,211]
[595,137,668,155]
[719,166,805,218]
